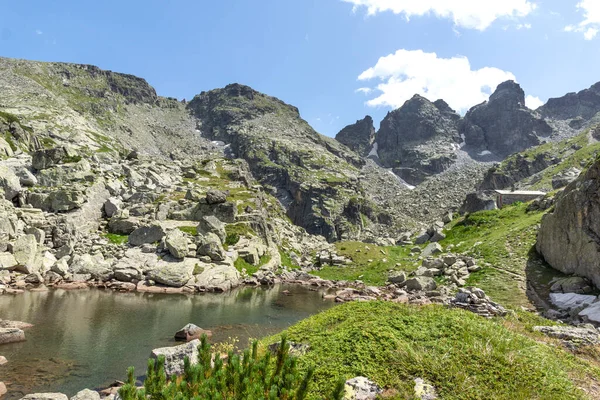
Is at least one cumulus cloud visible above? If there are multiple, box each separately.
[565,0,600,40]
[357,49,522,113]
[342,0,536,30]
[355,87,373,95]
[35,29,43,35]
[525,95,544,110]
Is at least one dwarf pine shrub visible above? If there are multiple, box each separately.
[118,335,342,400]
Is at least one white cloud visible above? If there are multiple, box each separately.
[525,95,544,109]
[357,49,519,113]
[342,0,536,30]
[565,0,600,40]
[516,23,532,29]
[35,29,43,35]
[355,87,373,95]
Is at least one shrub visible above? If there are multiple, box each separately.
[118,335,341,400]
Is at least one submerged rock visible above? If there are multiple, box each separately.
[0,328,25,344]
[174,323,212,342]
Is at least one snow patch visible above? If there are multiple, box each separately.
[478,150,492,156]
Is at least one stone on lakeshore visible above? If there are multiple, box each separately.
[147,257,195,287]
[20,394,68,400]
[0,252,17,271]
[0,355,6,365]
[174,323,212,342]
[0,328,25,344]
[0,320,33,329]
[12,234,38,270]
[165,229,188,259]
[0,381,6,397]
[151,339,200,376]
[69,389,100,400]
[344,376,383,400]
[579,302,600,323]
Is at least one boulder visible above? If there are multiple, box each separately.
[206,189,228,205]
[108,214,139,235]
[550,277,593,294]
[0,252,17,270]
[0,166,21,200]
[579,302,600,323]
[421,243,442,258]
[533,325,600,346]
[174,323,212,342]
[69,254,113,280]
[129,223,166,246]
[196,216,226,243]
[196,233,226,262]
[459,192,497,214]
[0,328,25,344]
[147,257,195,287]
[405,277,437,292]
[15,167,37,187]
[0,355,7,365]
[414,378,438,400]
[69,390,100,400]
[114,268,143,282]
[151,339,200,376]
[32,147,68,170]
[344,376,383,400]
[195,263,241,292]
[103,198,122,218]
[537,158,600,288]
[0,381,5,398]
[388,271,406,284]
[20,394,68,400]
[12,234,38,271]
[165,229,188,259]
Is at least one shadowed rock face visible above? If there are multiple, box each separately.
[537,157,600,287]
[539,81,600,121]
[335,116,375,156]
[460,81,553,158]
[375,94,461,185]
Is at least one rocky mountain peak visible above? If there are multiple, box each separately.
[488,80,525,108]
[335,115,375,156]
[375,94,461,185]
[461,80,553,158]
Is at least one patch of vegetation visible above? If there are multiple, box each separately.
[63,155,83,164]
[119,335,326,400]
[3,132,18,152]
[313,242,417,285]
[264,301,600,400]
[280,250,301,270]
[225,223,256,246]
[96,144,113,153]
[41,136,57,149]
[440,202,545,306]
[103,233,129,245]
[234,254,271,276]
[177,226,198,236]
[193,263,204,275]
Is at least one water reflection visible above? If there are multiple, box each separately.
[0,285,333,398]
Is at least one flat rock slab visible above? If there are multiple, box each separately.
[344,376,383,400]
[0,328,25,345]
[549,293,596,310]
[0,320,33,329]
[533,325,600,345]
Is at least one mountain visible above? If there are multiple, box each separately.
[335,116,376,157]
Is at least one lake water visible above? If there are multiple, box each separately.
[0,285,334,398]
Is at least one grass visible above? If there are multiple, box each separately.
[313,241,418,285]
[280,250,301,270]
[103,233,129,245]
[177,226,198,236]
[440,202,545,306]
[263,301,600,400]
[234,254,272,276]
[224,223,256,247]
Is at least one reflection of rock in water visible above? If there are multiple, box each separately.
[2,357,78,400]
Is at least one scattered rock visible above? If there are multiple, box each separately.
[174,323,212,342]
[344,376,383,400]
[129,223,166,246]
[414,378,438,400]
[165,229,189,259]
[69,389,101,400]
[151,339,200,376]
[533,325,600,346]
[450,287,507,318]
[20,394,68,400]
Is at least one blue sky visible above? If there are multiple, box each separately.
[1,0,599,136]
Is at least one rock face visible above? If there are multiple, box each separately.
[539,81,600,122]
[376,95,461,185]
[151,339,200,376]
[537,157,600,287]
[335,116,375,156]
[461,81,553,158]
